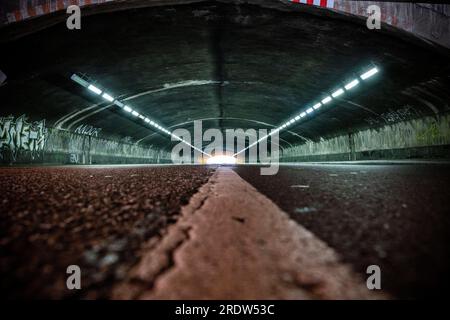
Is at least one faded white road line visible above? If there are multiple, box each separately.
[113,167,386,299]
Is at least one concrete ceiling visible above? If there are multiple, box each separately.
[1,0,449,151]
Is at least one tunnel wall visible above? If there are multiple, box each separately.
[330,1,450,49]
[1,1,450,49]
[281,114,450,162]
[0,115,170,165]
[288,1,450,50]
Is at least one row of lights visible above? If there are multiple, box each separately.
[71,66,378,160]
[70,74,210,157]
[235,66,379,156]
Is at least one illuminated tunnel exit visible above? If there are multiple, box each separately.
[0,0,449,302]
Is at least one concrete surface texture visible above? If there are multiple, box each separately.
[331,1,450,49]
[0,124,171,165]
[2,1,450,50]
[282,114,450,162]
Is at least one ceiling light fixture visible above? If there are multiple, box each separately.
[88,84,102,95]
[234,64,380,157]
[331,88,344,98]
[344,79,359,90]
[321,96,332,104]
[102,93,114,102]
[360,67,379,80]
[70,74,211,157]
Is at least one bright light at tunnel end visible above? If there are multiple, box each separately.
[206,155,237,165]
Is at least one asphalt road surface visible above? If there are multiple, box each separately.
[0,165,214,299]
[234,164,450,299]
[1,164,449,299]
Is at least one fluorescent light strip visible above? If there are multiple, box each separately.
[234,65,380,157]
[114,100,125,108]
[102,93,114,102]
[331,88,344,98]
[70,73,212,158]
[321,96,332,104]
[360,67,379,80]
[88,84,102,95]
[345,79,359,90]
[71,74,90,87]
[238,126,281,156]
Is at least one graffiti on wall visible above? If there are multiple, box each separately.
[121,136,133,144]
[416,122,446,145]
[69,153,80,164]
[0,115,47,160]
[364,105,418,126]
[74,124,101,137]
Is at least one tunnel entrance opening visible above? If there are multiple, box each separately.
[206,155,237,165]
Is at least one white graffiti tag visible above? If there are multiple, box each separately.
[0,115,47,160]
[74,124,102,137]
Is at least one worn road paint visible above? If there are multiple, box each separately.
[113,168,386,299]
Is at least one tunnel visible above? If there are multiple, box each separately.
[0,0,450,303]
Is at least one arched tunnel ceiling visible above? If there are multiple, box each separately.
[1,0,449,152]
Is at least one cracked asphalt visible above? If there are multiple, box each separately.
[234,164,450,299]
[0,165,214,299]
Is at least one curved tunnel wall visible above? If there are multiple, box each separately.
[281,114,450,162]
[1,0,450,49]
[0,116,171,165]
[1,1,450,163]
